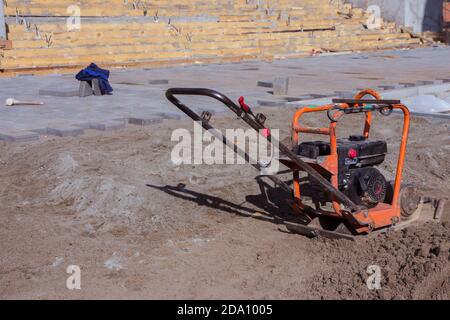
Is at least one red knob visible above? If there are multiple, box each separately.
[348,148,358,159]
[238,96,251,113]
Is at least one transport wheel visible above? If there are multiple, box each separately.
[399,185,421,219]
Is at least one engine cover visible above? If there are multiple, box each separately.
[344,167,388,208]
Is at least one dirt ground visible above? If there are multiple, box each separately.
[0,105,449,300]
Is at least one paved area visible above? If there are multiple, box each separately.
[0,46,449,141]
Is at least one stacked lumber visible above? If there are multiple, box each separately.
[0,0,422,75]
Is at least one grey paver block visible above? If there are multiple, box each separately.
[273,77,289,96]
[334,91,354,98]
[308,93,329,99]
[282,95,314,102]
[0,130,40,142]
[74,123,92,129]
[76,120,126,131]
[39,89,79,97]
[415,80,434,86]
[92,79,102,96]
[257,99,287,107]
[46,126,85,137]
[128,117,164,126]
[149,80,169,85]
[377,85,397,90]
[79,81,93,97]
[257,81,274,88]
[156,112,182,120]
[90,120,127,131]
[399,82,416,88]
[31,128,49,135]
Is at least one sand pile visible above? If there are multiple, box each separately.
[310,221,450,300]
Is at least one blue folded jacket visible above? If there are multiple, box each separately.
[76,63,113,95]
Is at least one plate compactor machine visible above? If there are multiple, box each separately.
[166,88,446,240]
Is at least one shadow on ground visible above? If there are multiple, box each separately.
[147,176,298,226]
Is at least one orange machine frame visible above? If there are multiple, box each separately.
[288,89,411,234]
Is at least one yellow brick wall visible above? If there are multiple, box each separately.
[0,0,421,75]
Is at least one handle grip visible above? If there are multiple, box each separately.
[166,88,242,121]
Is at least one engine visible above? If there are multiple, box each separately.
[296,135,389,208]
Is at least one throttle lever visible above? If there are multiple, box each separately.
[238,96,252,114]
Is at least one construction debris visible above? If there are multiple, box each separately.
[402,95,450,113]
[400,26,436,45]
[5,98,43,106]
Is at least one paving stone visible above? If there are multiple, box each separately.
[257,81,273,88]
[73,123,92,129]
[76,120,127,131]
[128,117,164,126]
[31,128,50,135]
[0,130,39,142]
[282,95,314,102]
[257,99,287,107]
[39,89,79,97]
[308,93,329,99]
[334,91,354,98]
[148,79,169,85]
[92,79,102,96]
[79,81,93,97]
[46,126,85,137]
[399,82,417,88]
[156,112,182,120]
[94,121,126,131]
[377,84,397,90]
[273,77,289,96]
[415,80,434,86]
[114,81,143,86]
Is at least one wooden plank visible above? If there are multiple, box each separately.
[0,39,12,49]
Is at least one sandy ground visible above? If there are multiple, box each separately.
[0,105,449,300]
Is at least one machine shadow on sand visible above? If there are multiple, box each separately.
[147,175,307,227]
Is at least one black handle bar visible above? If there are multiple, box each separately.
[165,88,243,121]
